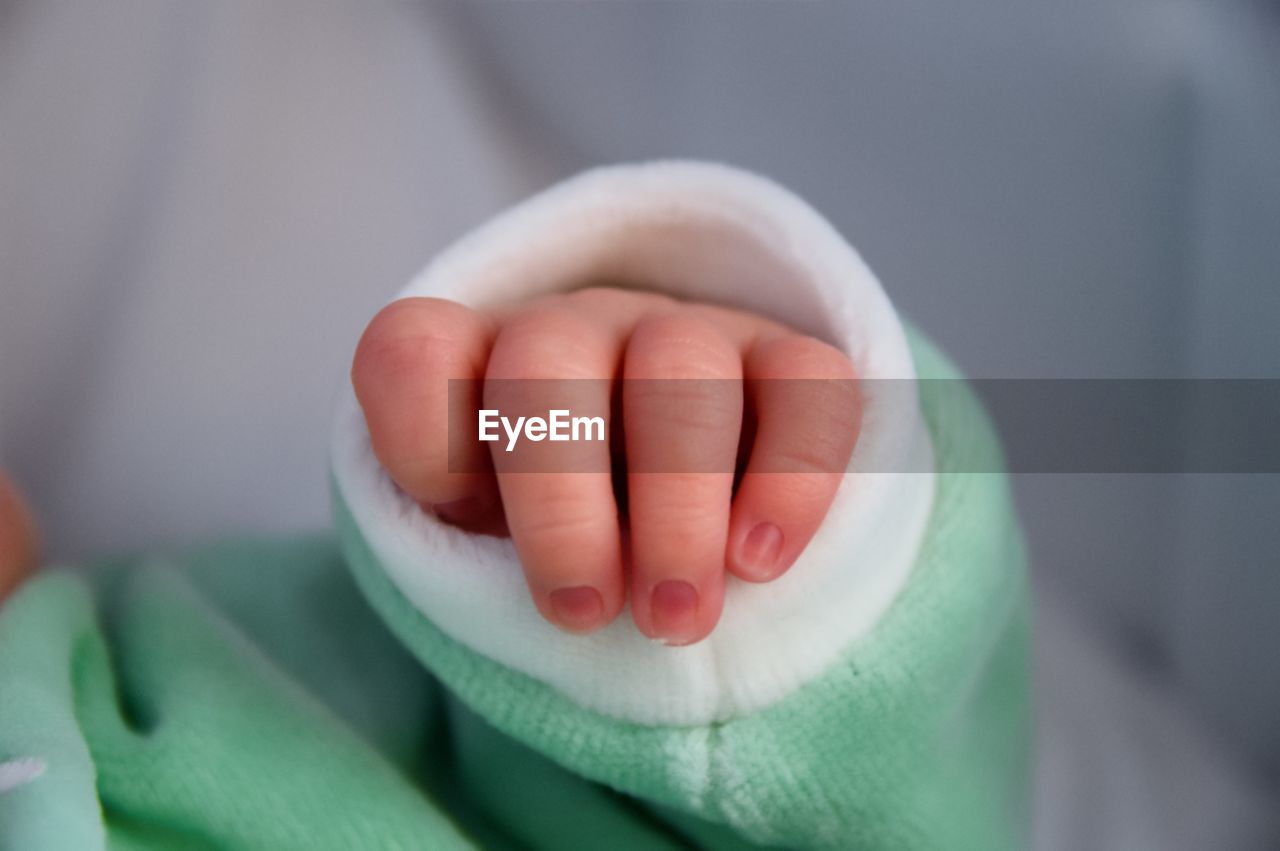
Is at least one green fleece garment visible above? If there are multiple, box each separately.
[0,331,1029,850]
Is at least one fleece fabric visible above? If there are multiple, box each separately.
[0,163,1029,850]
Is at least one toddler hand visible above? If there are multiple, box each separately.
[352,287,857,644]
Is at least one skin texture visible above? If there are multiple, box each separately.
[353,287,859,645]
[0,472,40,604]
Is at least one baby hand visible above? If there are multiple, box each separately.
[352,287,857,645]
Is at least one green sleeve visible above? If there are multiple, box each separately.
[0,331,1028,850]
[334,328,1032,850]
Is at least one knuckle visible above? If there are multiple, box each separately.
[490,308,611,379]
[518,495,614,543]
[631,481,732,545]
[761,411,856,474]
[353,299,480,385]
[353,334,460,387]
[628,314,739,379]
[765,471,842,511]
[776,431,851,474]
[805,379,861,431]
[755,335,855,379]
[628,377,741,417]
[364,298,473,346]
[657,476,732,514]
[625,381,743,463]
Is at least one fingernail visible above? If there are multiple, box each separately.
[431,496,486,525]
[737,522,784,581]
[650,580,700,645]
[549,586,605,633]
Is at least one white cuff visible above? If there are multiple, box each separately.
[331,161,935,725]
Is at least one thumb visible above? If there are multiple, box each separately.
[0,472,40,603]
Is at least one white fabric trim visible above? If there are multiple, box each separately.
[331,161,935,725]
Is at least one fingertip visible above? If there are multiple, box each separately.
[648,579,701,645]
[728,520,786,583]
[533,549,628,636]
[726,473,847,587]
[632,563,726,646]
[547,585,608,635]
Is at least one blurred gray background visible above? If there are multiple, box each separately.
[2,2,1277,848]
